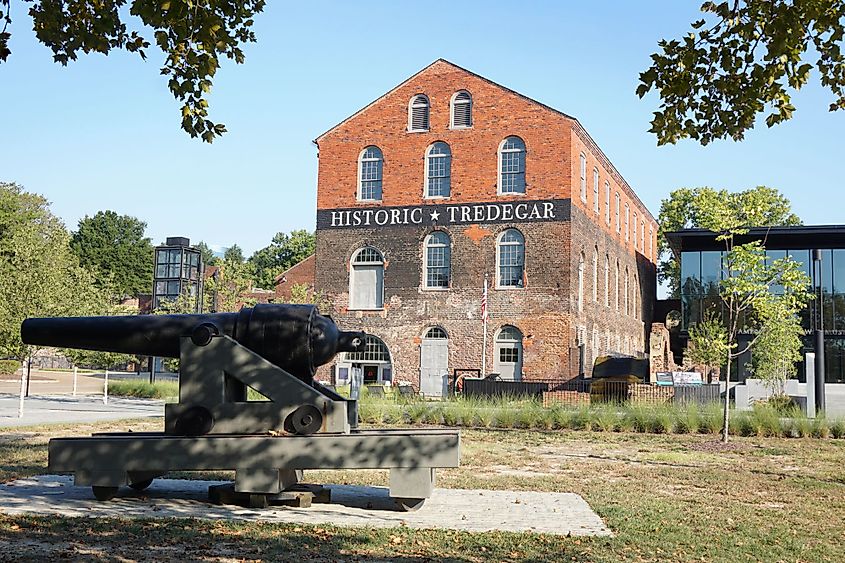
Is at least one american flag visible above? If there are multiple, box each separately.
[481,276,488,321]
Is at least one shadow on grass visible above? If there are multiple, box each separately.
[0,438,46,483]
[0,515,570,562]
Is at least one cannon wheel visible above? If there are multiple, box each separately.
[92,486,119,501]
[393,497,426,512]
[129,479,153,491]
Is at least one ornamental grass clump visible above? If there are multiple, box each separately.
[404,402,429,424]
[590,405,617,432]
[700,403,724,435]
[812,416,831,439]
[494,407,518,429]
[648,405,675,434]
[749,404,783,437]
[626,405,651,433]
[422,405,444,425]
[569,406,592,431]
[831,419,845,439]
[673,403,699,434]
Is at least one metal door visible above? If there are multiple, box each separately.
[420,338,448,396]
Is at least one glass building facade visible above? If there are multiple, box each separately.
[152,237,204,311]
[668,227,845,384]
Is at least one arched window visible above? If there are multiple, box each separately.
[424,231,451,289]
[408,94,430,132]
[634,275,640,319]
[604,181,610,224]
[345,334,391,363]
[593,168,599,214]
[450,91,472,128]
[641,220,646,254]
[615,192,621,232]
[358,146,383,201]
[425,142,451,198]
[624,267,630,315]
[350,247,384,309]
[624,203,630,241]
[615,260,620,311]
[577,253,585,313]
[633,212,638,248]
[592,248,598,303]
[498,136,526,194]
[649,226,654,259]
[497,229,525,288]
[579,153,587,202]
[494,325,523,381]
[604,255,609,307]
[424,326,448,339]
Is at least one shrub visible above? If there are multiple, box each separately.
[765,394,800,416]
[0,359,20,376]
[831,419,845,439]
[107,380,179,400]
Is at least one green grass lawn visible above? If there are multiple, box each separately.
[1,418,843,561]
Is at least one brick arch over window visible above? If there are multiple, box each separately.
[349,247,384,310]
[496,228,525,288]
[358,146,383,201]
[408,94,430,132]
[450,90,472,128]
[498,136,526,195]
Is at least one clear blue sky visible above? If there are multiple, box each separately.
[1,1,842,257]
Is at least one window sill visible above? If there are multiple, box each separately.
[495,285,525,290]
[355,199,383,205]
[348,307,385,312]
[407,129,430,134]
[421,287,450,292]
[424,195,451,201]
[496,191,527,197]
[449,125,473,131]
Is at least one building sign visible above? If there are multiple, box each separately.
[317,198,571,230]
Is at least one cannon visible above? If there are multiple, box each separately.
[23,304,460,510]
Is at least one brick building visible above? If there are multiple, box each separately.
[314,60,657,394]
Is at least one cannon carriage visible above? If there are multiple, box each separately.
[22,304,460,511]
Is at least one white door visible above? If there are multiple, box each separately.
[352,265,383,309]
[420,335,448,397]
[494,326,523,381]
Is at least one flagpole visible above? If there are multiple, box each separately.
[481,274,488,376]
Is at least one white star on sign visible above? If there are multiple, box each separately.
[430,210,440,221]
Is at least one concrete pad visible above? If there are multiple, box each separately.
[0,475,611,537]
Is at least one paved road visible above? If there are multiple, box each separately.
[0,369,175,397]
[0,395,164,428]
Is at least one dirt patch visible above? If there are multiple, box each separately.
[687,440,749,453]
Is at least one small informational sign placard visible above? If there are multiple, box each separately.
[655,372,674,386]
[672,371,703,385]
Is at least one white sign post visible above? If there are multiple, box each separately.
[72,366,78,397]
[103,370,109,405]
[17,367,26,418]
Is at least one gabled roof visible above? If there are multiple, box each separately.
[313,58,576,143]
[312,59,654,222]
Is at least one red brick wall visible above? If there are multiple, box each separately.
[274,254,316,302]
[314,60,657,385]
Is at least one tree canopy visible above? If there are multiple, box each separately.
[0,0,266,142]
[0,183,115,360]
[223,244,245,264]
[70,210,154,298]
[638,0,845,145]
[248,230,315,289]
[658,186,801,297]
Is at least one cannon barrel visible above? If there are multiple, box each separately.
[21,303,364,382]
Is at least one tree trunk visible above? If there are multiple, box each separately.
[722,353,731,443]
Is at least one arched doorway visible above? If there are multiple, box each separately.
[336,335,392,385]
[420,327,449,397]
[494,325,523,381]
